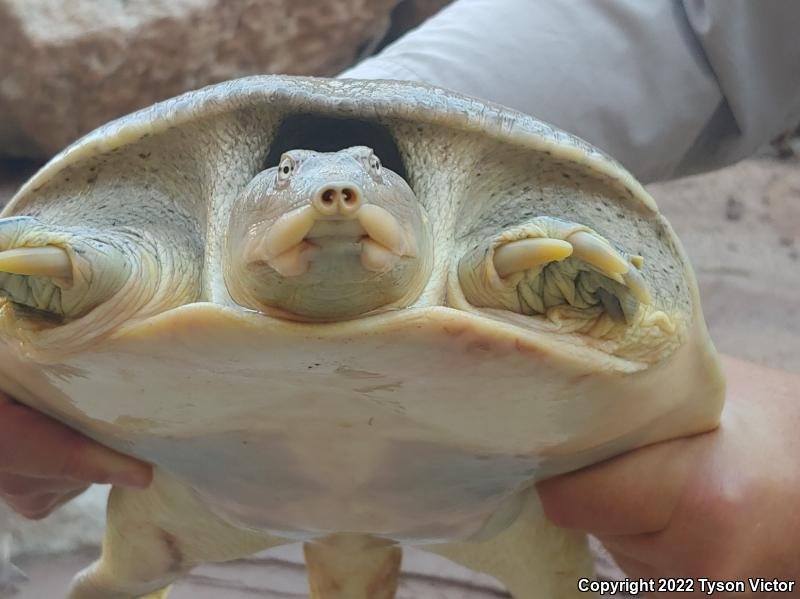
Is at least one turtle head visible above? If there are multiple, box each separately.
[225,146,432,321]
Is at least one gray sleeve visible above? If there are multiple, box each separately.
[339,0,800,183]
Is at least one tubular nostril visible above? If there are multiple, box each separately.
[340,187,361,212]
[314,187,340,215]
[322,189,336,206]
[314,185,363,216]
[343,188,354,202]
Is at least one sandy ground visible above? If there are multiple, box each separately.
[0,152,798,597]
[653,157,799,373]
[11,545,512,599]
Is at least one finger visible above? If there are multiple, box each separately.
[0,393,152,488]
[2,485,88,520]
[3,491,62,520]
[0,472,87,497]
[536,435,703,535]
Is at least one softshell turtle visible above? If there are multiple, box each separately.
[0,76,725,598]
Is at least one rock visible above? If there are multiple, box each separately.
[0,0,398,158]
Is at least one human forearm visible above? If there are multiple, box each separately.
[342,0,800,183]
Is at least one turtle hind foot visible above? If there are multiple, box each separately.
[426,488,593,599]
[139,587,173,599]
[67,559,178,599]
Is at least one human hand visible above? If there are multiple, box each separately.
[537,355,800,596]
[0,391,152,519]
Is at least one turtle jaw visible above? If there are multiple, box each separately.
[228,202,429,322]
[242,201,416,278]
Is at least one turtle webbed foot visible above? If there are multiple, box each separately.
[0,216,133,321]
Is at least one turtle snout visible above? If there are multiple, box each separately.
[312,183,363,218]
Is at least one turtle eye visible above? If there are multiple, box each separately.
[277,155,296,184]
[367,152,381,175]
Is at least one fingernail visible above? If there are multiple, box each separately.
[111,467,152,489]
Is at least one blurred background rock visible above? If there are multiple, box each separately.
[0,0,451,158]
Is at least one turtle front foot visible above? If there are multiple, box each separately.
[459,216,650,319]
[0,216,198,353]
[457,216,677,361]
[0,216,136,322]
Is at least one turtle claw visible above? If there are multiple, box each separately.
[492,238,573,278]
[0,246,72,279]
[490,230,632,282]
[622,265,652,305]
[565,231,629,276]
